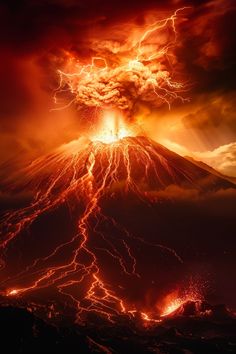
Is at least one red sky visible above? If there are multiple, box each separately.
[0,0,235,175]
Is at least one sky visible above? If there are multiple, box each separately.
[0,0,236,176]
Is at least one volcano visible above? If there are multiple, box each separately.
[7,135,233,194]
[0,135,235,323]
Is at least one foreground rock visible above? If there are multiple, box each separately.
[0,301,235,353]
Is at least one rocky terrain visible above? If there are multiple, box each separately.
[1,301,235,353]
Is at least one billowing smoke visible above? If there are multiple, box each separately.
[55,9,189,116]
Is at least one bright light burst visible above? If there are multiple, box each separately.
[91,110,134,144]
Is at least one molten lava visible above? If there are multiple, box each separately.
[161,298,186,317]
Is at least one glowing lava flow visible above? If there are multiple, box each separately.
[54,7,190,113]
[0,110,209,322]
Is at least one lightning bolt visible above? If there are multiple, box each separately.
[53,7,190,113]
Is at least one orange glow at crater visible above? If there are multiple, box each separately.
[91,110,135,144]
